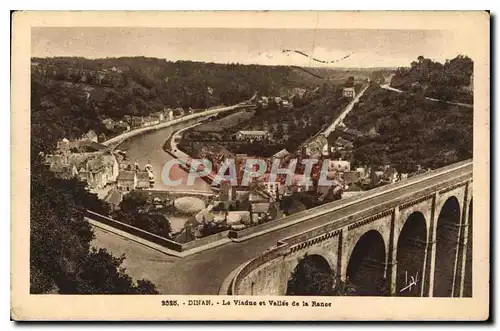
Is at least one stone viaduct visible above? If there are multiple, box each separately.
[224,160,473,297]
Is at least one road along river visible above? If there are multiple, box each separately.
[112,96,257,193]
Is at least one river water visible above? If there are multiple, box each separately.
[116,121,212,193]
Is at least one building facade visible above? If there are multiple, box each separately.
[342,87,356,98]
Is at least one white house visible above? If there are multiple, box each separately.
[234,130,269,142]
[166,109,174,121]
[152,112,165,122]
[329,159,351,172]
[143,116,160,127]
[49,152,119,190]
[342,87,356,98]
[117,170,137,192]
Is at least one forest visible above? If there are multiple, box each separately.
[390,55,473,104]
[31,56,378,153]
[343,83,473,172]
[31,56,329,151]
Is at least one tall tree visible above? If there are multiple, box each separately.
[30,127,159,293]
[286,255,357,296]
[30,161,160,294]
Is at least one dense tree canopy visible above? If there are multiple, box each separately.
[30,97,160,294]
[30,156,159,294]
[31,57,327,144]
[344,83,473,172]
[113,191,172,238]
[390,55,473,104]
[286,255,357,296]
[31,56,378,146]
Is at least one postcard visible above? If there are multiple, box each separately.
[11,10,489,321]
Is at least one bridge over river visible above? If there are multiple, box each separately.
[92,159,473,297]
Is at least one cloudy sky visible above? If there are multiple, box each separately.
[32,27,472,68]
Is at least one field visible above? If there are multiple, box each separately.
[194,109,256,133]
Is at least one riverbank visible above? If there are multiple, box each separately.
[102,103,250,149]
[163,121,220,185]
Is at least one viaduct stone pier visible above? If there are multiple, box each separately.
[224,160,473,297]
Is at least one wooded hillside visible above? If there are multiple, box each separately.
[344,84,473,172]
[390,55,473,104]
[31,57,328,152]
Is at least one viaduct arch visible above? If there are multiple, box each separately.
[286,254,334,296]
[346,230,387,296]
[463,198,473,297]
[433,196,462,297]
[226,161,473,297]
[396,212,427,296]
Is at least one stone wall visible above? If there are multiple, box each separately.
[229,175,473,297]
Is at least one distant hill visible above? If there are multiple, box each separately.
[30,56,371,153]
[290,66,382,83]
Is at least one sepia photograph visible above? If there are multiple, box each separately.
[11,11,490,320]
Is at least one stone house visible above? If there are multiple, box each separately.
[342,170,361,186]
[303,134,328,158]
[74,153,119,189]
[136,171,152,189]
[250,202,271,224]
[116,170,137,192]
[47,151,119,190]
[131,116,144,128]
[142,116,160,127]
[102,118,115,130]
[329,159,351,172]
[342,87,356,98]
[115,121,130,132]
[151,112,165,122]
[263,181,283,202]
[80,130,98,143]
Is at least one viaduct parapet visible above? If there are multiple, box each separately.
[224,160,473,297]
